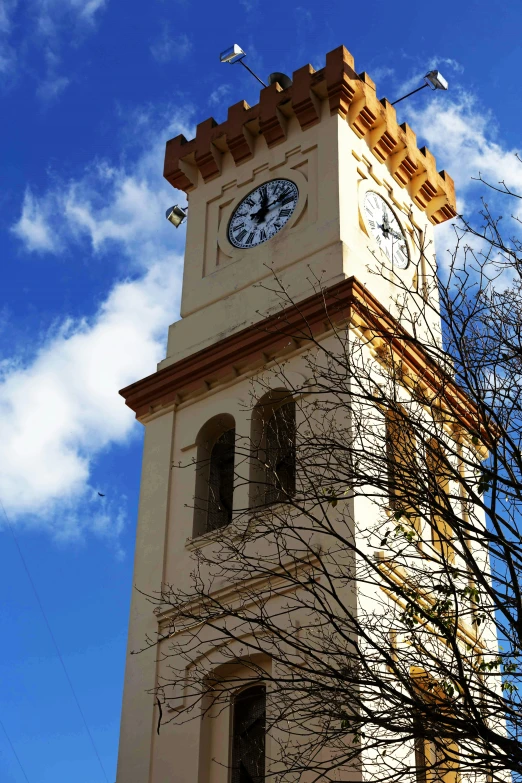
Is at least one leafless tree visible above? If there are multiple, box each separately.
[140,174,522,783]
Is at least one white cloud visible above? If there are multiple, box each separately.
[12,190,60,253]
[0,259,179,538]
[369,65,395,84]
[0,0,106,95]
[7,107,193,542]
[13,106,194,260]
[208,83,231,107]
[402,91,522,271]
[405,93,522,197]
[150,27,192,64]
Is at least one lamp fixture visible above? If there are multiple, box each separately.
[166,205,187,228]
[220,44,267,88]
[391,69,448,107]
[268,71,292,90]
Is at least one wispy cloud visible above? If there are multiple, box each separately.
[7,107,194,543]
[402,90,522,266]
[36,73,70,102]
[394,56,464,98]
[150,26,192,64]
[0,0,17,75]
[369,65,395,84]
[208,83,231,107]
[0,0,106,97]
[12,190,60,253]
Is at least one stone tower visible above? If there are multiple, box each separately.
[116,45,457,783]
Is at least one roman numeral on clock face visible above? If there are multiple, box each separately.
[279,209,292,217]
[235,229,247,242]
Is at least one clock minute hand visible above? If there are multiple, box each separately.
[263,191,292,210]
[377,222,402,242]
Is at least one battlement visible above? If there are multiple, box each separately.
[164,45,457,225]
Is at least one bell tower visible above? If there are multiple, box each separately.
[116,44,456,783]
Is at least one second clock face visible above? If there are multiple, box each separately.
[228,179,299,249]
[363,191,410,269]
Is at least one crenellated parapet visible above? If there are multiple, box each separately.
[164,45,457,225]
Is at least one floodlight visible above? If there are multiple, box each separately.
[219,43,267,87]
[424,70,448,91]
[269,72,292,90]
[391,68,449,106]
[166,205,187,228]
[220,44,245,64]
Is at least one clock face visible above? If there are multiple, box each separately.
[228,179,299,249]
[363,191,410,269]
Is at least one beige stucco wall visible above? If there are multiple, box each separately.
[116,328,489,783]
[116,79,458,783]
[159,105,440,372]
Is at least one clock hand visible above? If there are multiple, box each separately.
[251,193,291,223]
[377,222,402,242]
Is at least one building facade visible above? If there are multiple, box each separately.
[116,45,465,783]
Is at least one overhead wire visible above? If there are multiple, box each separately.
[0,499,110,783]
[0,717,31,782]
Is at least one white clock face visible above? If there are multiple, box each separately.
[363,191,410,269]
[228,179,299,249]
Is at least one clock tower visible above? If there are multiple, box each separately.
[116,45,456,783]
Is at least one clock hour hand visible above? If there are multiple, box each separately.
[378,221,403,242]
[250,192,289,223]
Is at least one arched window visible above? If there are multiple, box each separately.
[207,428,235,532]
[425,439,453,562]
[250,391,296,509]
[193,415,235,538]
[265,401,296,505]
[231,685,266,783]
[385,408,419,531]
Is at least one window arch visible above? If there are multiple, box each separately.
[231,685,266,783]
[385,408,419,531]
[250,391,296,508]
[425,439,453,562]
[193,414,235,537]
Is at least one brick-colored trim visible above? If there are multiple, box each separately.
[120,276,479,438]
[164,45,457,226]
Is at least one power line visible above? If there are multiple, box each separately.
[0,717,31,782]
[0,499,109,783]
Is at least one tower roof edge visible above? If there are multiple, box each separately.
[163,45,457,225]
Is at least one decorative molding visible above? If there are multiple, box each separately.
[163,45,457,226]
[375,553,484,651]
[120,276,484,454]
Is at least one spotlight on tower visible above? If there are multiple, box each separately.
[424,70,448,91]
[219,43,267,88]
[166,205,187,228]
[391,69,448,107]
[268,71,293,90]
[220,44,245,64]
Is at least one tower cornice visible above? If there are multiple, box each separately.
[164,45,457,225]
[120,276,483,453]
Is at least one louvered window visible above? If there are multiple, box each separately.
[206,428,235,533]
[231,685,266,783]
[265,401,295,505]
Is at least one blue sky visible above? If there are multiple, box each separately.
[1,0,522,780]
